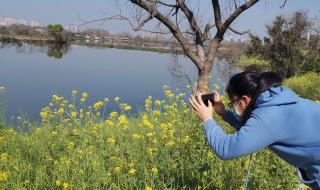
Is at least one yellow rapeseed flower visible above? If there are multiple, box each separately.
[145,96,152,111]
[107,137,116,145]
[114,166,121,174]
[207,151,214,159]
[117,115,128,128]
[82,92,88,98]
[0,171,8,182]
[51,131,58,136]
[71,90,77,97]
[109,111,118,118]
[142,114,153,129]
[106,119,115,127]
[154,100,162,107]
[63,182,69,190]
[151,167,158,175]
[120,103,132,111]
[152,110,161,117]
[58,107,64,114]
[93,101,104,111]
[55,180,61,187]
[132,133,143,139]
[114,96,120,102]
[164,89,174,98]
[145,186,153,190]
[165,140,175,147]
[128,168,136,175]
[67,142,74,150]
[146,132,155,138]
[1,153,8,161]
[0,86,5,92]
[71,111,77,118]
[80,98,86,103]
[182,135,190,144]
[147,147,158,155]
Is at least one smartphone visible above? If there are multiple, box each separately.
[201,93,214,106]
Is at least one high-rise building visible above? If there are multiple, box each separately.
[0,17,40,27]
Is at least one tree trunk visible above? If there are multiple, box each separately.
[197,61,214,93]
[196,38,220,93]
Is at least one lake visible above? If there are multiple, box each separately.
[0,42,240,122]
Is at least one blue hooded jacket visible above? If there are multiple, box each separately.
[203,86,320,188]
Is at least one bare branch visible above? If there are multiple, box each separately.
[130,0,202,69]
[79,14,170,34]
[176,0,203,39]
[151,0,177,8]
[228,26,251,35]
[202,23,216,41]
[211,0,223,30]
[280,0,287,8]
[233,0,238,9]
[222,0,259,33]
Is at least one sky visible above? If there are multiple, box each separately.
[0,0,319,37]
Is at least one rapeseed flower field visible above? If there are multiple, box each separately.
[0,84,304,189]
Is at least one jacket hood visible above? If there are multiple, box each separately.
[254,86,299,108]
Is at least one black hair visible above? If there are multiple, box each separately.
[226,71,283,125]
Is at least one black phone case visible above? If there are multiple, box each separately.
[201,93,214,106]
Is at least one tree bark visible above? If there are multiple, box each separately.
[196,36,222,92]
[197,64,212,93]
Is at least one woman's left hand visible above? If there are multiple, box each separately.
[189,91,214,122]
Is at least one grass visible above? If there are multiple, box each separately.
[284,72,320,101]
[234,56,271,70]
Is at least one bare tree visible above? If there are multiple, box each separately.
[82,0,262,91]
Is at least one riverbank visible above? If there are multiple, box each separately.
[0,35,233,58]
[0,35,56,43]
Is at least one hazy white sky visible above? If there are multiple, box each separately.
[1,0,319,36]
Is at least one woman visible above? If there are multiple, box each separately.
[189,71,320,189]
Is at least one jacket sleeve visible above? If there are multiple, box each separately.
[203,114,277,160]
[221,110,241,131]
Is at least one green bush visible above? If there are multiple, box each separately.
[284,72,320,101]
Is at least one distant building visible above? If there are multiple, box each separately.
[30,20,40,27]
[224,34,249,43]
[0,17,40,27]
[65,23,79,33]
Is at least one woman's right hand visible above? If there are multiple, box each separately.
[212,90,226,117]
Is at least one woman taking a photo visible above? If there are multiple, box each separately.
[189,71,320,189]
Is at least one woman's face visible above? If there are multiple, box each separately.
[229,95,252,116]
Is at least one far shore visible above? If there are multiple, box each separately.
[0,34,232,58]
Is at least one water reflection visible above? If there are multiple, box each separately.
[0,41,71,59]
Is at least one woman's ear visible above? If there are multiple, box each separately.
[242,95,252,106]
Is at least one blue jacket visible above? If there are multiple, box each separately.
[203,86,320,188]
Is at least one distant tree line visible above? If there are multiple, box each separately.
[0,23,74,43]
